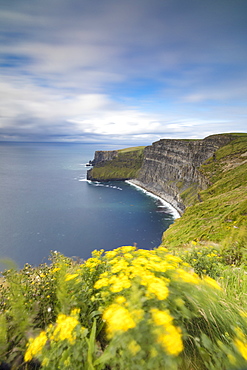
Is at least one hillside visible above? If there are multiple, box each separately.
[162,133,247,252]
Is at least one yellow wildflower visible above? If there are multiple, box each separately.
[234,338,247,361]
[25,331,47,362]
[85,257,101,269]
[105,250,117,259]
[146,278,169,300]
[51,267,60,273]
[233,327,247,360]
[111,259,129,273]
[103,304,136,338]
[116,246,136,253]
[71,308,80,316]
[151,308,173,327]
[115,296,126,304]
[240,310,247,318]
[203,276,222,290]
[156,324,183,356]
[235,327,246,339]
[157,246,168,253]
[132,256,148,268]
[52,313,79,343]
[151,308,183,356]
[110,276,131,293]
[182,262,190,267]
[92,249,104,258]
[65,273,79,282]
[175,269,199,284]
[94,277,110,289]
[124,253,133,260]
[165,254,182,264]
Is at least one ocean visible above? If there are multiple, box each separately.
[0,142,177,268]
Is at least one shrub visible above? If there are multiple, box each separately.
[174,243,224,279]
[1,247,247,369]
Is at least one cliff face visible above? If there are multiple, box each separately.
[162,133,247,247]
[89,150,119,166]
[132,134,234,214]
[87,134,235,214]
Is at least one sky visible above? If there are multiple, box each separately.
[0,0,247,145]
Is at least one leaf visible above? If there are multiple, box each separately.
[86,319,96,370]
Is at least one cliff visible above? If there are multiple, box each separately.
[132,134,234,214]
[162,133,247,247]
[87,146,145,181]
[89,150,119,166]
[86,133,247,247]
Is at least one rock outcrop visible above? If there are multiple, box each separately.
[89,150,119,166]
[132,134,234,214]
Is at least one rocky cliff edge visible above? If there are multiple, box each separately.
[87,134,235,214]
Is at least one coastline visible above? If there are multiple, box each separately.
[126,179,181,219]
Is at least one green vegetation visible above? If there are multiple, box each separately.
[1,246,247,369]
[162,134,247,252]
[88,146,145,180]
[180,183,199,207]
[118,146,146,154]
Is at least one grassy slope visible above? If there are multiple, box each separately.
[88,146,145,180]
[162,134,247,249]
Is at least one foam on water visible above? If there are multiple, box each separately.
[88,180,123,191]
[126,180,180,219]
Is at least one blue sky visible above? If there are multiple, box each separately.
[0,0,247,145]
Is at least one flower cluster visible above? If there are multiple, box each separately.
[1,246,247,369]
[175,244,223,278]
[25,308,88,369]
[91,245,245,368]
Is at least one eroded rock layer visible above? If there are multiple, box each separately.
[133,134,234,214]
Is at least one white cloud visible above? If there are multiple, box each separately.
[1,74,246,143]
[0,0,246,142]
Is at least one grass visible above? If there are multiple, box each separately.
[88,146,144,180]
[118,146,146,153]
[162,134,247,249]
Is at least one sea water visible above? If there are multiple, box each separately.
[0,142,176,268]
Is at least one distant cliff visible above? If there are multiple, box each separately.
[89,150,119,166]
[87,146,145,181]
[131,134,234,214]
